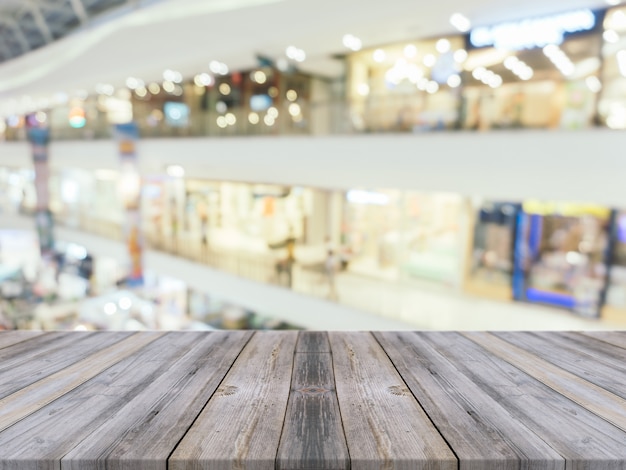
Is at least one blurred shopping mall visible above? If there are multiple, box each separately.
[2,0,626,331]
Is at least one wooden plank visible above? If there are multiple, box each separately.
[0,331,133,399]
[578,331,626,350]
[464,332,626,433]
[0,330,45,349]
[169,331,298,470]
[277,332,349,470]
[62,331,253,470]
[375,331,564,470]
[0,331,76,365]
[430,332,626,467]
[328,332,456,470]
[0,331,163,433]
[493,331,626,399]
[296,330,330,353]
[0,332,197,470]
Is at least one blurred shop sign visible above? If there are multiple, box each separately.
[470,9,597,50]
[523,200,610,218]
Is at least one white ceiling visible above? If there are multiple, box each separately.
[0,0,617,104]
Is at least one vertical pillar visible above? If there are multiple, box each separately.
[115,122,143,287]
[27,126,54,259]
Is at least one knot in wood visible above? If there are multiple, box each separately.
[296,386,330,395]
[216,385,239,396]
[388,385,410,396]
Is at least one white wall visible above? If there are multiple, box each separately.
[2,129,625,207]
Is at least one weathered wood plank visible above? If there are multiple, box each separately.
[0,332,196,470]
[329,331,457,470]
[0,331,132,399]
[494,331,626,400]
[169,331,298,470]
[0,331,163,434]
[375,331,563,470]
[464,331,626,433]
[61,331,253,470]
[438,332,626,467]
[0,331,76,366]
[296,331,330,353]
[277,332,349,470]
[0,330,45,349]
[578,331,626,350]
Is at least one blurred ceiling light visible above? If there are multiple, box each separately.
[288,103,301,116]
[586,75,602,93]
[264,114,276,126]
[95,83,114,96]
[423,54,436,67]
[604,29,620,43]
[267,106,279,118]
[219,83,231,95]
[163,69,177,81]
[453,49,468,63]
[504,56,534,80]
[119,297,132,310]
[248,112,259,124]
[436,39,451,54]
[163,81,175,93]
[357,83,370,96]
[166,165,185,177]
[217,116,227,128]
[447,74,461,88]
[607,0,620,5]
[104,302,117,315]
[417,77,429,90]
[404,44,417,58]
[194,73,214,87]
[126,77,140,89]
[216,101,227,113]
[286,45,306,62]
[148,83,161,94]
[268,86,279,98]
[35,111,47,123]
[609,10,626,30]
[252,70,267,83]
[225,113,236,125]
[543,45,575,76]
[373,49,386,63]
[172,85,183,96]
[286,89,298,101]
[343,34,362,51]
[450,13,471,32]
[135,86,148,98]
[210,61,229,75]
[426,81,439,94]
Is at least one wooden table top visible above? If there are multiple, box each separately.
[1,330,626,469]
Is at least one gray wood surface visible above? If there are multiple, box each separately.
[0,331,163,434]
[277,332,349,470]
[454,332,626,468]
[0,331,626,469]
[62,331,252,470]
[329,331,457,470]
[0,330,44,349]
[169,331,298,470]
[374,331,563,470]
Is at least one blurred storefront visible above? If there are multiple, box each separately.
[513,200,611,318]
[347,36,465,132]
[464,201,520,300]
[597,6,626,129]
[342,189,465,287]
[463,9,604,130]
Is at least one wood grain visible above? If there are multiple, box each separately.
[0,332,191,470]
[0,331,132,399]
[61,331,253,470]
[277,332,349,470]
[329,331,457,470]
[464,331,626,433]
[0,330,45,349]
[494,331,626,399]
[375,331,563,470]
[0,331,163,434]
[169,331,298,470]
[443,332,626,467]
[578,331,626,350]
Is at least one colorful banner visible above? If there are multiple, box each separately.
[27,127,54,257]
[115,122,143,287]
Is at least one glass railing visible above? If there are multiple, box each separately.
[3,93,612,143]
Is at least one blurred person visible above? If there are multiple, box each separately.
[325,249,339,300]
